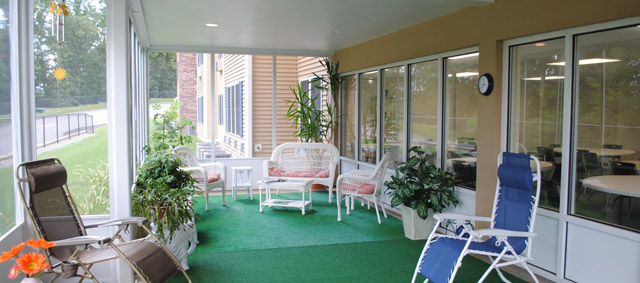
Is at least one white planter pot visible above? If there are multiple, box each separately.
[153,223,198,270]
[400,205,435,240]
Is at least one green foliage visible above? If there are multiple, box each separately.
[150,100,194,151]
[148,52,177,98]
[286,83,334,143]
[131,149,196,240]
[133,101,196,240]
[34,0,107,108]
[385,146,458,219]
[74,160,110,215]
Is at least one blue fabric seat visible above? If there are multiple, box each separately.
[411,152,542,283]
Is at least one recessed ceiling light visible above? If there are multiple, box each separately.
[205,23,219,27]
[327,30,342,34]
[534,42,546,47]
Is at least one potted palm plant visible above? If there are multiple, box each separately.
[385,146,458,240]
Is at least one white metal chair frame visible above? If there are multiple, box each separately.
[411,153,542,283]
[173,146,227,211]
[263,142,340,202]
[336,152,392,224]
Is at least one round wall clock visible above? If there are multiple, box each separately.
[478,73,494,96]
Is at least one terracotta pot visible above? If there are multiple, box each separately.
[151,206,168,219]
[311,184,327,192]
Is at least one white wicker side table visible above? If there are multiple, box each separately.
[231,166,254,200]
[258,179,313,215]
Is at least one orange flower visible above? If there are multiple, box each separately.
[8,265,19,279]
[16,252,49,276]
[26,239,56,249]
[0,242,25,263]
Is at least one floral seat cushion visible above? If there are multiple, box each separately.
[340,182,375,194]
[268,167,330,178]
[195,173,221,183]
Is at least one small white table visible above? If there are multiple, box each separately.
[258,179,313,215]
[231,166,254,200]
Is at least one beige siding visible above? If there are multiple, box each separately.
[252,55,275,157]
[296,56,325,81]
[276,56,299,146]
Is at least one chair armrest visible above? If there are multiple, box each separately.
[52,236,111,247]
[180,166,208,179]
[469,228,536,239]
[85,217,148,229]
[343,170,373,177]
[433,213,492,223]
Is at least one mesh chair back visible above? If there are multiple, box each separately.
[611,161,637,175]
[492,152,534,254]
[21,158,85,261]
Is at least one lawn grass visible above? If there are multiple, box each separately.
[150,97,175,105]
[38,126,109,211]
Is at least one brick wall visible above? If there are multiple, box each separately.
[176,53,198,123]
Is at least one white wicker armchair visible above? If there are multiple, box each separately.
[337,152,392,224]
[263,142,340,202]
[173,146,227,211]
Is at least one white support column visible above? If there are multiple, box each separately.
[210,53,216,151]
[15,0,35,163]
[245,55,253,158]
[106,1,133,281]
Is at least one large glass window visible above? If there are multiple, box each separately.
[445,53,479,189]
[410,60,439,161]
[34,0,109,215]
[341,75,356,159]
[359,71,378,164]
[382,66,405,168]
[0,0,14,237]
[509,38,565,210]
[572,26,640,231]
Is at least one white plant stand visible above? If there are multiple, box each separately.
[258,179,313,215]
[232,166,254,200]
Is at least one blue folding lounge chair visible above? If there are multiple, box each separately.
[411,152,541,283]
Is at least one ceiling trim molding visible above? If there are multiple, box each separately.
[129,0,149,48]
[147,45,333,57]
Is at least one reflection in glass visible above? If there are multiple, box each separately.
[35,0,109,215]
[573,26,640,231]
[383,66,405,168]
[510,38,565,210]
[341,75,356,159]
[0,0,14,236]
[359,71,378,164]
[445,53,479,189]
[410,60,439,162]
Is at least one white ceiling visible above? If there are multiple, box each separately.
[132,0,493,56]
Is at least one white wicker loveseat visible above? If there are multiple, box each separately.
[263,142,340,202]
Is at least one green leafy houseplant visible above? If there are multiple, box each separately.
[385,146,459,219]
[132,101,197,241]
[131,148,196,240]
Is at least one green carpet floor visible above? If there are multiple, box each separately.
[168,192,527,283]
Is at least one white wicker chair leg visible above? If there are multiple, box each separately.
[337,193,342,222]
[221,186,226,206]
[205,188,210,211]
[346,196,351,215]
[374,200,381,224]
[379,198,388,219]
[351,197,355,211]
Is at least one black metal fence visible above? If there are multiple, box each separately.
[36,113,94,147]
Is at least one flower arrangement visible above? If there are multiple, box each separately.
[1,239,55,280]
